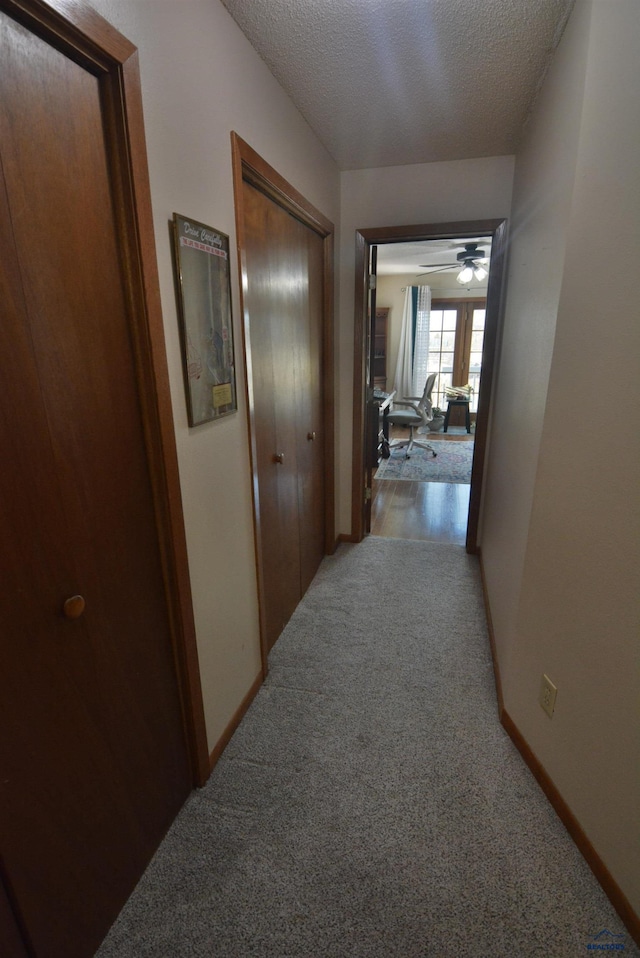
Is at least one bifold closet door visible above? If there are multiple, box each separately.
[0,11,190,957]
[294,220,325,595]
[241,179,325,651]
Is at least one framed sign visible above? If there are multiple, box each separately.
[172,213,237,425]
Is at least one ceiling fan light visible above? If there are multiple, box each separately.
[474,265,488,281]
[457,264,474,284]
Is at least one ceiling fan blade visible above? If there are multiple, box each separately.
[416,265,457,276]
[418,262,458,269]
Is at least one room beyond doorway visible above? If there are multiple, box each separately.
[351,219,508,552]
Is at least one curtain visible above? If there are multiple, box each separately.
[392,285,431,398]
[412,284,431,395]
[392,286,415,399]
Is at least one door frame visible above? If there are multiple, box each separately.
[231,133,335,676]
[3,0,210,786]
[352,219,508,551]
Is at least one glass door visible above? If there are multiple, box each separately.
[463,306,486,414]
[428,299,486,424]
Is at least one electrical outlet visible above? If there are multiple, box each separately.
[539,674,557,718]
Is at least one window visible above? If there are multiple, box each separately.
[427,299,486,417]
[467,308,485,412]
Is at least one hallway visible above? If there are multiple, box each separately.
[96,537,633,958]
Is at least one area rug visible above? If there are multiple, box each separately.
[375,440,474,483]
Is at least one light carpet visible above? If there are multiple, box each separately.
[97,538,636,958]
[376,441,473,484]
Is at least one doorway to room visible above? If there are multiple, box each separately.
[351,219,508,552]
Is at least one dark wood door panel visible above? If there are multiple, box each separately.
[296,228,325,595]
[0,874,29,958]
[242,181,293,647]
[1,15,189,771]
[0,156,155,958]
[270,205,303,628]
[0,155,78,615]
[242,180,328,646]
[0,11,191,957]
[233,134,333,662]
[242,182,303,646]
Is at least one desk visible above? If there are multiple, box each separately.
[444,398,471,433]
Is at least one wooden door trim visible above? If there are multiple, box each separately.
[352,219,508,552]
[4,0,209,786]
[231,132,335,676]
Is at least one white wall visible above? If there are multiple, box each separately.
[482,0,640,911]
[338,157,514,531]
[479,0,591,671]
[90,0,340,751]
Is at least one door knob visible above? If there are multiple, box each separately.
[273,452,285,464]
[63,595,85,619]
[307,431,316,441]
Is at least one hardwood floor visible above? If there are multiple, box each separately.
[370,430,472,545]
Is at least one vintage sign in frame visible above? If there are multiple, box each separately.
[172,213,237,425]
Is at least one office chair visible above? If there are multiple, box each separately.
[386,372,437,458]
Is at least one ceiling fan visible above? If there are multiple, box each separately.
[418,242,490,283]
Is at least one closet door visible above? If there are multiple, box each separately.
[0,11,191,957]
[242,180,302,648]
[296,224,326,595]
[241,179,326,651]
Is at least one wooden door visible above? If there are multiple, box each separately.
[295,214,326,596]
[0,874,29,958]
[239,175,328,653]
[0,10,192,957]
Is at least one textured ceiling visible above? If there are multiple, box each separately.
[221,0,575,170]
